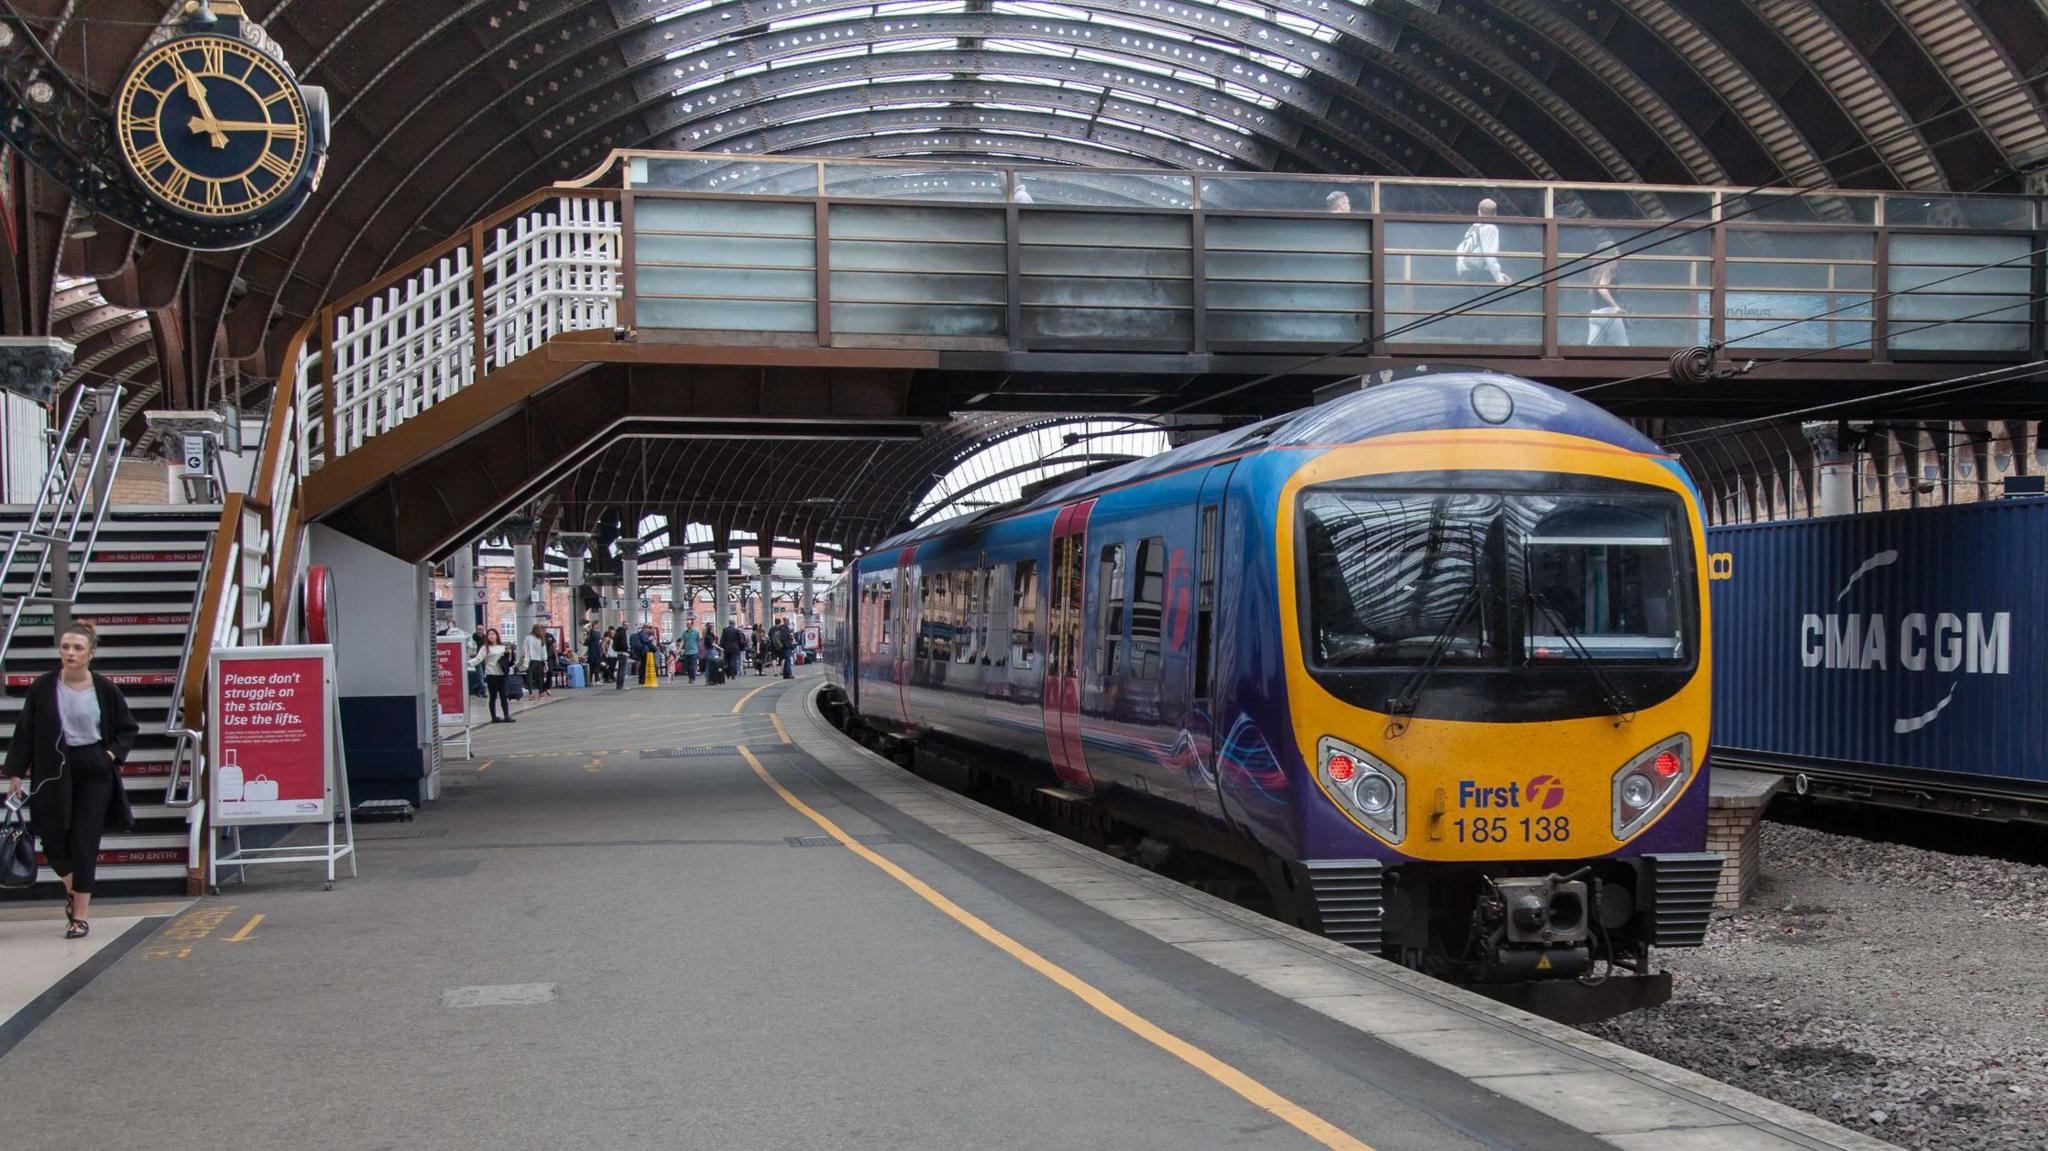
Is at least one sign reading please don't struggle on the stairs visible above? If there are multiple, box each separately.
[210,648,333,826]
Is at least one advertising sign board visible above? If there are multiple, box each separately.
[434,635,472,760]
[207,644,357,891]
[209,646,333,826]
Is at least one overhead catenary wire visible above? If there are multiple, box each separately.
[1164,61,2048,416]
[1662,358,2048,449]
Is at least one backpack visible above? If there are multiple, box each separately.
[1453,223,1483,273]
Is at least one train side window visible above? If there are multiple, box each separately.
[957,567,979,664]
[1097,542,1127,679]
[879,580,893,655]
[1196,507,1218,697]
[1013,559,1039,670]
[983,565,999,663]
[1130,537,1165,681]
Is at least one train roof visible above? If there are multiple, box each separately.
[869,372,1666,554]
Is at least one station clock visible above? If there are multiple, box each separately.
[112,10,326,227]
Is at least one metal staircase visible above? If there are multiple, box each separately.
[0,504,223,883]
[0,382,227,890]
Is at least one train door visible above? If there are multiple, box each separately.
[1191,463,1236,822]
[1043,500,1096,791]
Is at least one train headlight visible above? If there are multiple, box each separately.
[1318,736,1405,844]
[1612,735,1692,840]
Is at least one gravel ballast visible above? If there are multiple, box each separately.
[1584,820,2048,1150]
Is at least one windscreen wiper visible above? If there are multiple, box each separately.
[1385,584,1480,728]
[1526,587,1636,724]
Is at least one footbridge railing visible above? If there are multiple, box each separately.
[297,190,624,474]
[280,150,2048,494]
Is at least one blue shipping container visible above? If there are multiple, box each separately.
[1708,497,2048,799]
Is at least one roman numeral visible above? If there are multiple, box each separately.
[263,88,293,109]
[133,140,172,173]
[258,150,299,181]
[238,177,260,203]
[162,169,191,203]
[204,181,224,210]
[198,43,226,74]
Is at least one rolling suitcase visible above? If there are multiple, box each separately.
[706,660,726,685]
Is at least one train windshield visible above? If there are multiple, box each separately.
[1302,491,1508,668]
[1521,497,1686,663]
[1302,487,1692,669]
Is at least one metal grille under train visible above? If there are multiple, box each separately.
[1643,853,1724,947]
[1304,859,1384,950]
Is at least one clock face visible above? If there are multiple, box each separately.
[115,34,309,220]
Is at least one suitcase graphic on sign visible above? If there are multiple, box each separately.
[242,775,279,803]
[219,749,244,802]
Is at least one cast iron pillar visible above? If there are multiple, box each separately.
[619,537,642,632]
[504,515,537,643]
[711,551,732,632]
[797,561,818,626]
[557,531,592,633]
[448,541,476,631]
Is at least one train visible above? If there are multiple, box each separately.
[819,370,1722,1017]
[1709,496,2048,823]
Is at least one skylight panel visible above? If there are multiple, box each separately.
[872,36,961,52]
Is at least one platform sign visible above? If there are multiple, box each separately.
[206,643,357,892]
[434,636,472,760]
[209,645,334,826]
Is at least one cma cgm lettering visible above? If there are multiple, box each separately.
[1709,496,2048,814]
[1798,611,2011,674]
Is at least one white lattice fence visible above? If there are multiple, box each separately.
[313,194,620,468]
[483,196,622,369]
[330,247,475,454]
[295,337,324,476]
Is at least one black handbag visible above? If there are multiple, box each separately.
[0,801,37,890]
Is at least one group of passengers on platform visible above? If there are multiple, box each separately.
[666,617,800,684]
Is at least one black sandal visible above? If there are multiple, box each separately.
[65,918,88,940]
[64,893,75,924]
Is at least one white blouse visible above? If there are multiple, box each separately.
[57,678,101,747]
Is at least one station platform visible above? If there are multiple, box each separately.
[0,670,1890,1151]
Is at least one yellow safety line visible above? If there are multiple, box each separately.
[476,760,493,773]
[224,913,264,943]
[736,745,1374,1151]
[770,714,792,744]
[730,680,777,715]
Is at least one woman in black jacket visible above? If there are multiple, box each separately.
[2,621,140,939]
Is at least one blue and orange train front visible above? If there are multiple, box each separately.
[1232,376,1719,983]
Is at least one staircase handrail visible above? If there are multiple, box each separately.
[0,385,126,665]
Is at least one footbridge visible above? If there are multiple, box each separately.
[279,150,2048,564]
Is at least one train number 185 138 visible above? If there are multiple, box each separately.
[1453,816,1571,844]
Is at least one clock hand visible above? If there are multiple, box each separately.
[187,117,299,135]
[173,60,229,148]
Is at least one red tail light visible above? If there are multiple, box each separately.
[1328,754,1357,782]
[1653,751,1682,778]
